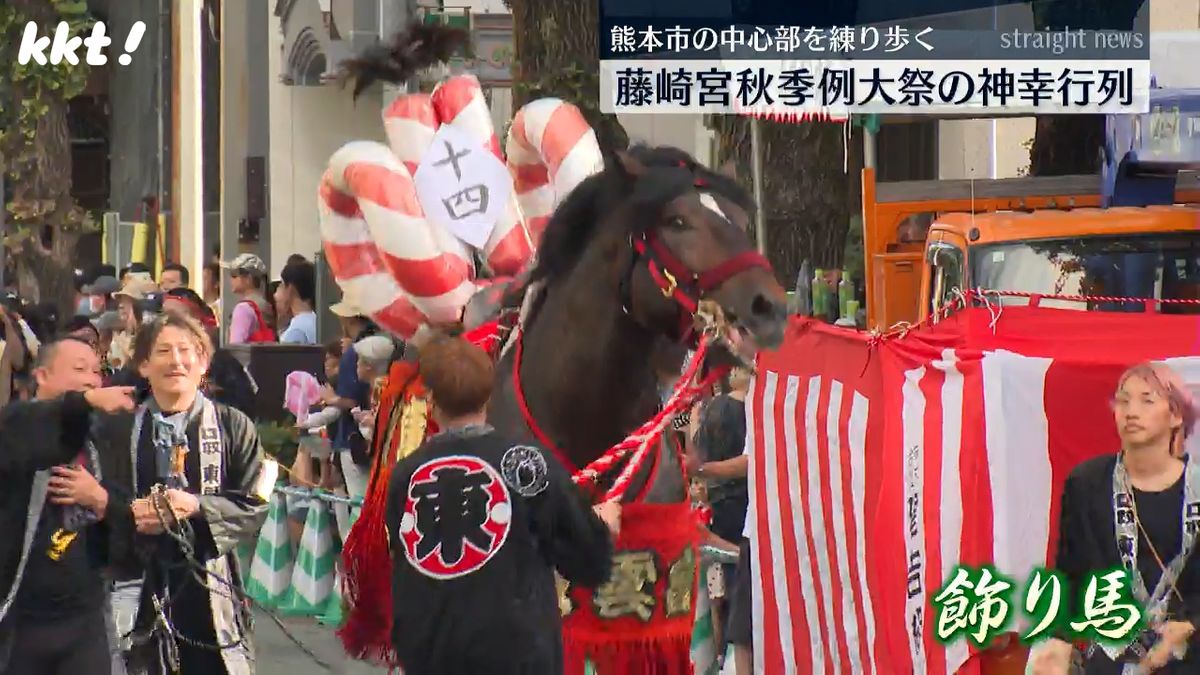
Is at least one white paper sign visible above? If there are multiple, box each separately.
[413,124,512,249]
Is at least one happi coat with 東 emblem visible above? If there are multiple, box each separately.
[385,425,614,675]
[96,395,272,674]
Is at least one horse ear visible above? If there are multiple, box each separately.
[716,159,738,180]
[614,150,647,179]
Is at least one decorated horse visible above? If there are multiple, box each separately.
[316,21,787,674]
[487,145,788,672]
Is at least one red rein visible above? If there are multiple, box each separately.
[511,330,727,503]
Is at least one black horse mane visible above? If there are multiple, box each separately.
[528,144,751,286]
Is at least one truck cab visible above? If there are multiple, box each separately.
[923,206,1200,319]
[863,88,1200,331]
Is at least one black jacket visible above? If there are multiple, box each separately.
[0,393,106,613]
[386,427,613,675]
[1056,454,1200,673]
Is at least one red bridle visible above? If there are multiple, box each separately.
[627,229,772,342]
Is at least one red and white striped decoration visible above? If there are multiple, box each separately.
[383,93,438,177]
[317,169,426,336]
[321,74,605,336]
[505,98,604,244]
[431,75,502,158]
[749,328,881,675]
[324,141,477,325]
[749,307,1200,675]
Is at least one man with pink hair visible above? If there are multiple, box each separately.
[1032,361,1200,675]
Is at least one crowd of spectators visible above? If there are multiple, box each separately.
[0,252,330,409]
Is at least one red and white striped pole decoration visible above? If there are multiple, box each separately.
[322,73,608,336]
[505,98,604,245]
[318,170,428,337]
[382,93,439,177]
[325,141,478,326]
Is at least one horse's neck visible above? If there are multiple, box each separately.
[519,257,660,463]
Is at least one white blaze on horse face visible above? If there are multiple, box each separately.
[698,192,730,226]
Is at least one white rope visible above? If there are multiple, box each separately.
[975,287,1004,332]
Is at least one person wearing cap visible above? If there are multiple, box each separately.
[323,300,379,508]
[109,279,158,371]
[349,335,396,445]
[162,288,220,342]
[82,275,121,319]
[118,262,154,286]
[224,253,277,344]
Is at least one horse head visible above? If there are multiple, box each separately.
[608,145,788,361]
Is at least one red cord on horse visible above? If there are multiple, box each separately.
[512,328,729,501]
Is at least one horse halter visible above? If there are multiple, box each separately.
[620,225,771,343]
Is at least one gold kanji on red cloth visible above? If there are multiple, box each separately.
[665,546,695,618]
[592,550,658,622]
[556,573,574,617]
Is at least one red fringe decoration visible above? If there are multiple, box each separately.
[337,483,397,665]
[336,361,426,666]
[564,633,694,675]
[561,502,700,675]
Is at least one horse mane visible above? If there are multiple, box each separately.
[336,21,470,100]
[528,144,752,286]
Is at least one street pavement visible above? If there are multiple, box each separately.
[254,609,389,675]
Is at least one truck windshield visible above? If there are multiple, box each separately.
[970,234,1200,313]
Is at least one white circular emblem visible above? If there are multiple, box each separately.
[399,512,416,535]
[500,445,550,498]
[491,502,511,525]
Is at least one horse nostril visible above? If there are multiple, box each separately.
[750,293,785,321]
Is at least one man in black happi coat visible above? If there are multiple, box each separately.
[387,335,620,675]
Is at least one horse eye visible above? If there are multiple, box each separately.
[667,216,689,229]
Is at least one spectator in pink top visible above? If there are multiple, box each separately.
[222,253,276,344]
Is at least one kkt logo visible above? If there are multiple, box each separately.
[18,20,146,67]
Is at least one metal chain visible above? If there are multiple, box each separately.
[124,484,334,670]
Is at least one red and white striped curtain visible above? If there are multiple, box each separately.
[748,307,1200,675]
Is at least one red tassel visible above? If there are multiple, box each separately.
[336,362,427,667]
[336,477,398,665]
[564,633,694,675]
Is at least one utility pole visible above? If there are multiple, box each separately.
[174,0,205,298]
[750,117,766,255]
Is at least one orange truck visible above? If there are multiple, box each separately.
[862,168,1200,333]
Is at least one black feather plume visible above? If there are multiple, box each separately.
[337,21,471,99]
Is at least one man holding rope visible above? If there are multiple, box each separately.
[97,313,273,674]
[385,334,620,674]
